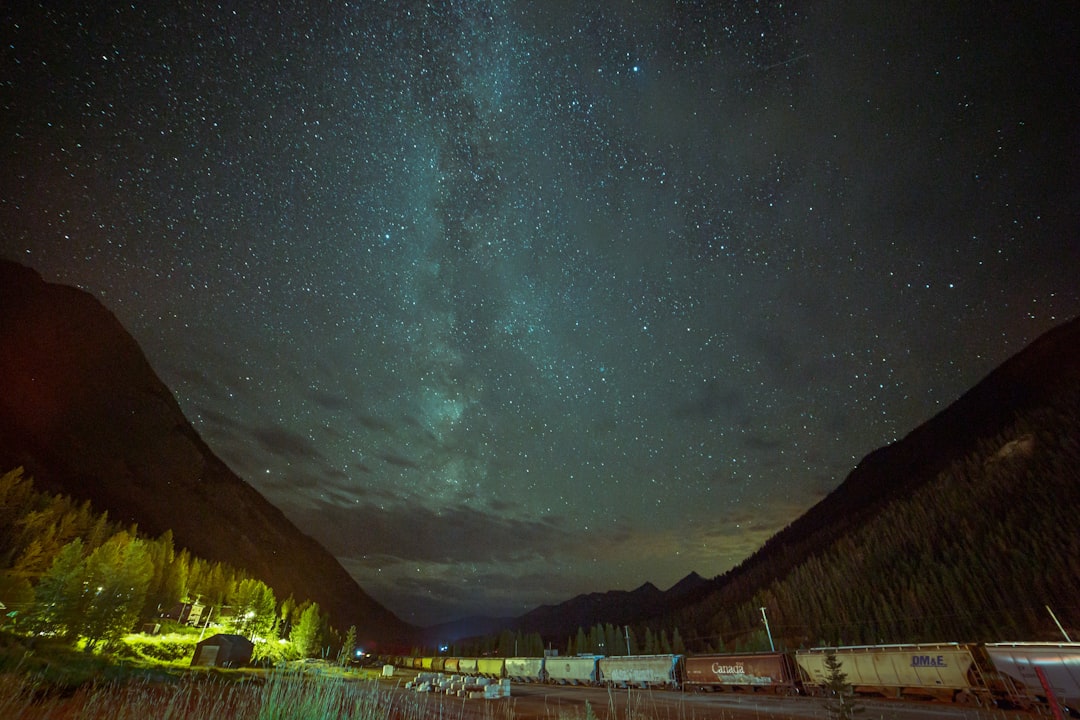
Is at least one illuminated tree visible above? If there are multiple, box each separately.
[78,532,154,650]
[29,538,86,638]
[290,602,322,658]
[230,577,277,641]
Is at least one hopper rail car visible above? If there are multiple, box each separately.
[385,641,1080,715]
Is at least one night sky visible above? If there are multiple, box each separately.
[2,1,1078,626]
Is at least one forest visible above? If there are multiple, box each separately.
[671,389,1080,651]
[0,467,354,665]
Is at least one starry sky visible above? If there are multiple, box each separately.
[2,1,1078,626]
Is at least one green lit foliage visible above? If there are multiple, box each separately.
[30,532,154,650]
[2,468,336,659]
[115,632,201,664]
[230,577,278,642]
[0,468,111,579]
[28,538,86,638]
[289,602,323,659]
[79,532,154,650]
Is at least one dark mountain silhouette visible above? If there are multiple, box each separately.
[505,572,706,640]
[513,581,666,639]
[0,260,412,646]
[461,316,1080,645]
[686,313,1080,630]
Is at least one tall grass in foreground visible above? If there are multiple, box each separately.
[0,670,1046,720]
[0,668,444,720]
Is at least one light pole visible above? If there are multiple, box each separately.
[760,607,775,652]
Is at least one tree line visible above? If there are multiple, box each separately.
[677,391,1080,651]
[434,622,688,659]
[0,467,354,662]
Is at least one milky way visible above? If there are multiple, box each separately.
[2,1,1078,625]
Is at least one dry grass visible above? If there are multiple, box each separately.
[0,668,444,720]
[0,668,1048,720]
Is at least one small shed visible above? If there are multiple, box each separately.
[191,633,254,668]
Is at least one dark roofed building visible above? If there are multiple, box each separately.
[191,633,254,668]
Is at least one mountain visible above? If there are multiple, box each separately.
[465,317,1080,646]
[430,572,712,646]
[0,260,412,646]
[663,314,1080,646]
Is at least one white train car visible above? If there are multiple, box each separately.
[985,642,1080,713]
[505,656,545,682]
[546,655,601,685]
[599,654,681,688]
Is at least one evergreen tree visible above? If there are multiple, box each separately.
[659,629,672,654]
[574,627,587,655]
[29,538,86,638]
[338,625,357,667]
[671,627,686,654]
[822,652,862,720]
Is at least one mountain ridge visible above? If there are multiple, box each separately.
[445,316,1080,645]
[0,260,412,646]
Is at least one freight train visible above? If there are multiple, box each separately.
[385,641,1080,714]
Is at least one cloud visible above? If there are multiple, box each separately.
[306,387,352,411]
[675,380,746,422]
[248,425,324,462]
[294,499,569,564]
[374,451,421,470]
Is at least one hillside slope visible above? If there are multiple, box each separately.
[0,260,411,645]
[477,317,1080,647]
[671,315,1080,647]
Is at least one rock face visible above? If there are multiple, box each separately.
[0,260,411,645]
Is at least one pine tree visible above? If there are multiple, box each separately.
[338,625,357,667]
[29,538,86,638]
[671,627,685,654]
[822,652,863,720]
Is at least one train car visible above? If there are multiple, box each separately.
[411,656,424,670]
[421,657,435,671]
[985,642,1080,712]
[478,657,506,679]
[546,655,601,685]
[458,657,479,675]
[599,654,681,688]
[431,657,446,672]
[506,656,545,682]
[444,657,460,673]
[684,652,800,694]
[795,643,992,704]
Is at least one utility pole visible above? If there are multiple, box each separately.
[624,626,631,655]
[760,607,775,652]
[1047,605,1073,642]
